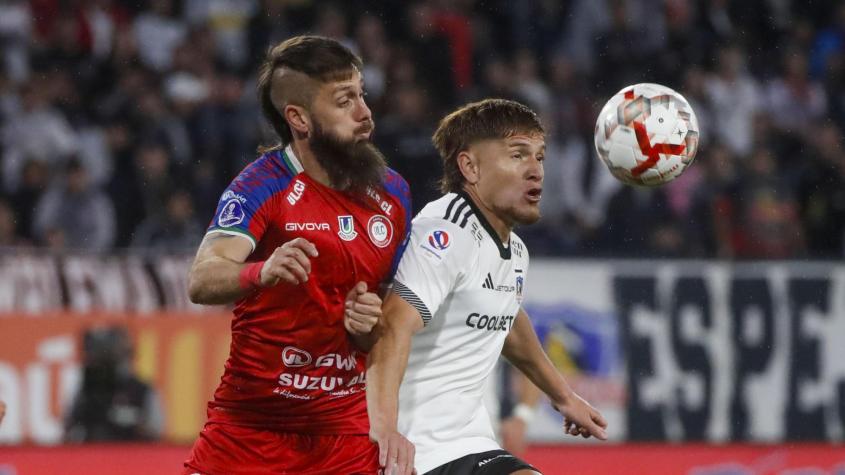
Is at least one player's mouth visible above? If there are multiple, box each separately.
[525,187,542,203]
[355,123,374,139]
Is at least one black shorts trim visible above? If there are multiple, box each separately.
[423,449,539,475]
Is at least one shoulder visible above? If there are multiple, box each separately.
[411,195,480,256]
[382,167,411,210]
[417,193,469,223]
[228,150,297,199]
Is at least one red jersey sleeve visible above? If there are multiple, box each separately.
[205,152,295,251]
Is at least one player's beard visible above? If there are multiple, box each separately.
[309,119,387,195]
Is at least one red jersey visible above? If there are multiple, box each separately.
[203,145,411,435]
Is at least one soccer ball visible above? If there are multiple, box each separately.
[594,83,699,186]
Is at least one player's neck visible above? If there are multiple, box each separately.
[289,140,332,187]
[462,186,512,244]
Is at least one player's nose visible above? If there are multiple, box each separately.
[356,98,373,123]
[526,157,543,182]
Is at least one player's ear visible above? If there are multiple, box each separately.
[284,104,311,139]
[457,150,480,185]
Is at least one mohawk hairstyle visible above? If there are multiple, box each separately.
[257,36,363,145]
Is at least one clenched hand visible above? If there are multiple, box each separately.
[344,282,382,335]
[260,238,319,286]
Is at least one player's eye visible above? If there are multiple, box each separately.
[338,98,352,107]
[511,153,523,160]
[536,154,545,162]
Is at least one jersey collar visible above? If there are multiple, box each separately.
[282,144,305,175]
[458,191,512,260]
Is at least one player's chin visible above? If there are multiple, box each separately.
[513,205,541,225]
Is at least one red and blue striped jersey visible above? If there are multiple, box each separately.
[203,145,411,434]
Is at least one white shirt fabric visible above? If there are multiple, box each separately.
[393,192,530,473]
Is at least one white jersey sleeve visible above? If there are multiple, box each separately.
[393,217,478,326]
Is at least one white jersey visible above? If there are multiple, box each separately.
[393,192,529,473]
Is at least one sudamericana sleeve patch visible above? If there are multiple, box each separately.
[217,191,247,228]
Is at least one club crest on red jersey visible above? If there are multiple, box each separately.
[337,215,357,241]
[367,215,393,248]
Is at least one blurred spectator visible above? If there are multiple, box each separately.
[680,66,713,148]
[810,4,845,79]
[162,71,209,165]
[0,198,27,246]
[513,48,551,118]
[7,159,50,241]
[0,399,5,426]
[797,123,845,257]
[657,0,705,86]
[431,0,474,91]
[246,0,293,71]
[355,13,389,104]
[593,0,660,96]
[733,148,805,259]
[81,0,130,60]
[687,143,742,258]
[599,186,685,257]
[65,325,163,442]
[190,71,255,191]
[32,158,116,251]
[376,83,441,213]
[765,49,827,136]
[0,0,32,83]
[131,189,203,252]
[405,1,456,108]
[313,2,357,54]
[562,0,664,76]
[184,0,257,71]
[133,0,187,71]
[704,44,761,157]
[110,142,176,246]
[1,77,77,192]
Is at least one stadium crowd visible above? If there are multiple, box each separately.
[0,0,843,258]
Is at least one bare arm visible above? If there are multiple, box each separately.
[366,292,422,475]
[503,308,608,440]
[502,309,573,402]
[187,234,255,305]
[187,234,318,305]
[500,369,542,455]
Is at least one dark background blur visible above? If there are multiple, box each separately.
[1,0,844,259]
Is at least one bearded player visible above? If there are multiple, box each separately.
[182,36,411,474]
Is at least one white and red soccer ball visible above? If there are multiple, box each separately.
[594,83,700,186]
